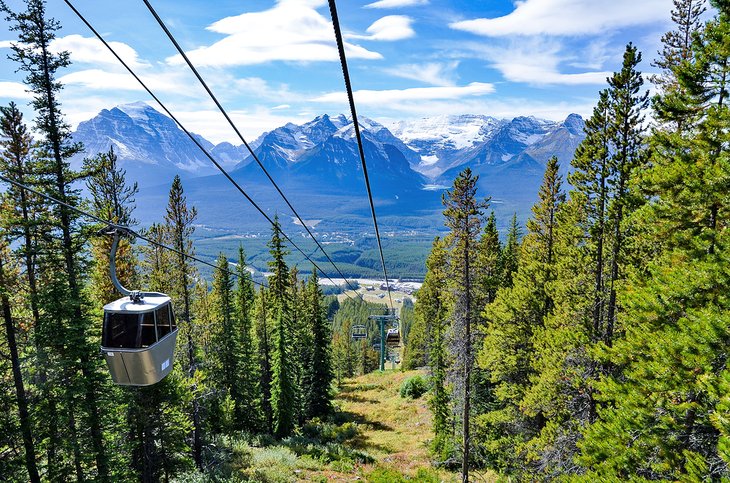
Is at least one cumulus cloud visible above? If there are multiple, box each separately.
[364,0,429,9]
[459,39,612,86]
[348,16,415,41]
[450,0,671,37]
[50,34,146,68]
[383,61,459,86]
[0,81,32,100]
[312,82,494,104]
[166,0,382,67]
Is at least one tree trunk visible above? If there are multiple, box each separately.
[0,256,41,483]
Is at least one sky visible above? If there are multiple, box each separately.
[0,0,678,144]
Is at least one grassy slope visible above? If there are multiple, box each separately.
[303,369,458,482]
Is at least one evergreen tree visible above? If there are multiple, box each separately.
[501,213,521,288]
[233,246,261,432]
[253,287,274,433]
[477,157,565,474]
[418,237,452,459]
[580,4,730,479]
[442,168,489,482]
[267,218,295,437]
[164,175,203,468]
[305,269,334,419]
[2,0,110,478]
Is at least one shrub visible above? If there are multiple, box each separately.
[399,375,428,399]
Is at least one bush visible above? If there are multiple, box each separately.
[399,376,428,399]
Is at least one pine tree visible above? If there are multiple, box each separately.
[2,0,110,478]
[0,239,40,482]
[442,168,489,482]
[501,213,521,288]
[305,268,334,419]
[417,237,452,459]
[477,157,565,473]
[267,218,295,437]
[254,287,274,433]
[164,175,203,468]
[84,146,138,304]
[233,245,261,433]
[580,4,730,479]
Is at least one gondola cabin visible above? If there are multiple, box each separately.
[386,327,400,347]
[101,294,178,386]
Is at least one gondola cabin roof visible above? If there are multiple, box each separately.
[103,294,171,314]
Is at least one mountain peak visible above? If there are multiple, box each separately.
[115,101,158,121]
[563,113,585,134]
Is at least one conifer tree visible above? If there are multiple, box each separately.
[0,238,40,482]
[164,175,203,467]
[254,287,274,433]
[501,213,521,288]
[267,217,295,437]
[84,146,138,304]
[233,246,261,432]
[442,168,489,482]
[2,0,110,478]
[580,4,730,479]
[418,237,452,459]
[478,157,565,473]
[305,269,334,419]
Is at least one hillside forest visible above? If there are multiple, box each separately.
[1,0,730,482]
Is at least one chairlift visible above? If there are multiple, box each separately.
[351,324,367,340]
[100,228,178,386]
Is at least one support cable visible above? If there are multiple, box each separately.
[326,0,393,308]
[141,0,360,295]
[0,174,264,287]
[62,0,356,300]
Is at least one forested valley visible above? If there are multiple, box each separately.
[2,0,730,482]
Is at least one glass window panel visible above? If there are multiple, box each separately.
[140,311,157,347]
[103,312,140,348]
[156,304,171,337]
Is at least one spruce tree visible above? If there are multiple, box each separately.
[442,168,489,482]
[478,157,565,473]
[501,213,521,288]
[164,175,203,467]
[233,246,261,432]
[305,268,334,419]
[254,287,274,433]
[580,4,730,479]
[2,0,110,478]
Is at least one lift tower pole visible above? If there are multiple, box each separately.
[368,309,397,371]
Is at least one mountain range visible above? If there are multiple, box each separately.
[71,102,585,235]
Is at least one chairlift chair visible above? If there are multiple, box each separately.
[351,324,367,340]
[100,228,178,386]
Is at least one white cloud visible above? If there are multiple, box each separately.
[312,82,494,104]
[383,61,459,86]
[348,15,415,41]
[0,40,13,49]
[58,69,200,96]
[166,0,382,67]
[364,0,429,9]
[50,35,146,68]
[0,81,32,100]
[450,0,671,37]
[460,39,612,86]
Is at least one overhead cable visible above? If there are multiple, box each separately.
[62,0,356,300]
[141,0,360,295]
[326,0,394,309]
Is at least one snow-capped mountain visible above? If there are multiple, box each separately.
[386,114,505,178]
[387,114,584,180]
[72,102,239,184]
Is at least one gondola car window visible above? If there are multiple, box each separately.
[169,306,177,330]
[157,304,171,337]
[140,311,157,347]
[104,312,139,348]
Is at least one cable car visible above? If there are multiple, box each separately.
[100,228,178,386]
[351,324,367,340]
[386,327,400,347]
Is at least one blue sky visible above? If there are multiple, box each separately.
[0,0,676,144]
